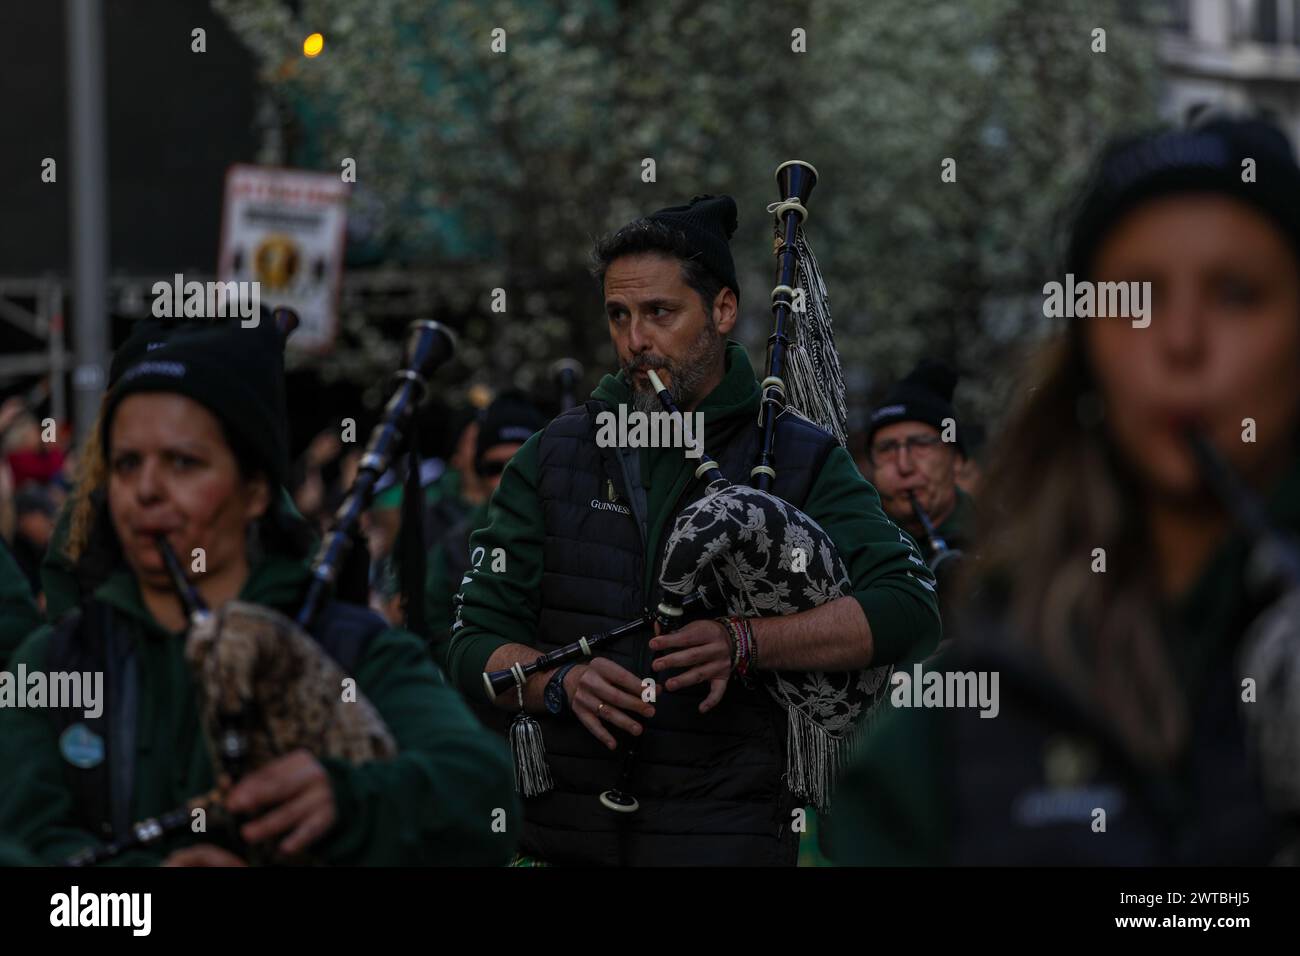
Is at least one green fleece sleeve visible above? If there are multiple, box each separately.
[445,433,546,697]
[316,625,518,865]
[0,540,42,670]
[424,541,456,673]
[823,703,950,865]
[0,628,162,866]
[802,446,941,665]
[40,504,80,625]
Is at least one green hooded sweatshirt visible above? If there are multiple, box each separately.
[936,486,976,552]
[425,499,491,674]
[38,499,79,626]
[825,451,1300,865]
[0,552,519,866]
[446,342,941,697]
[0,538,42,670]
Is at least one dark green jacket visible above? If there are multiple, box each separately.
[447,342,941,700]
[0,553,519,866]
[936,486,976,553]
[372,462,462,513]
[39,501,79,624]
[0,537,42,670]
[826,453,1300,865]
[425,499,490,674]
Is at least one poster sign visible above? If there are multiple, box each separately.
[218,165,349,351]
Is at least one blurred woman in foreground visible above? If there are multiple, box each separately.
[829,116,1300,865]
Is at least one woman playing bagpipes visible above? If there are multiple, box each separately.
[827,116,1300,865]
[0,316,517,866]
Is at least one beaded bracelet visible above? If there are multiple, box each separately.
[734,616,756,680]
[715,615,757,683]
[715,616,740,670]
[713,617,738,671]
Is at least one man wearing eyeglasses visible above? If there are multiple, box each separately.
[865,359,976,556]
[425,391,547,684]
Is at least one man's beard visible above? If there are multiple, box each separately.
[624,319,726,415]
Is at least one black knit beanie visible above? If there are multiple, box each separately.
[102,316,290,487]
[1067,117,1300,279]
[867,359,965,455]
[107,317,212,389]
[475,391,547,463]
[647,194,741,299]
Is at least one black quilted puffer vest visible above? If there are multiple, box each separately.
[522,399,837,865]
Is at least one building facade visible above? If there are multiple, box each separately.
[1160,0,1300,143]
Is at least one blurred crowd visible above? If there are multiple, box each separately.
[0,395,71,616]
[2,110,1298,869]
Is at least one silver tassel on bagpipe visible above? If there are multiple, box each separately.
[506,662,553,798]
[764,179,848,449]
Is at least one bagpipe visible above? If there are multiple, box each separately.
[907,489,965,600]
[487,161,896,812]
[65,315,456,865]
[550,358,584,413]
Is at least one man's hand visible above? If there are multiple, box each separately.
[161,844,248,867]
[649,619,731,713]
[224,749,337,856]
[568,658,657,751]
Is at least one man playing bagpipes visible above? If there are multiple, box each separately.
[865,359,973,613]
[447,191,941,866]
[0,317,518,866]
[866,359,975,556]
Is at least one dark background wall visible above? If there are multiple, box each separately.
[0,0,260,277]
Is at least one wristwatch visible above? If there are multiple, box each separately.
[544,663,579,717]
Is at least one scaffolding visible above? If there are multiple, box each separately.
[0,270,448,423]
[0,278,68,422]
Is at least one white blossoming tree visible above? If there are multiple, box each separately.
[214,0,1161,428]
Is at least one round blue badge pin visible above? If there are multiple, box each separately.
[59,722,105,769]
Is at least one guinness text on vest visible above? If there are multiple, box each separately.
[890,663,999,718]
[594,406,706,460]
[0,665,103,718]
[50,886,151,936]
[1042,273,1152,328]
